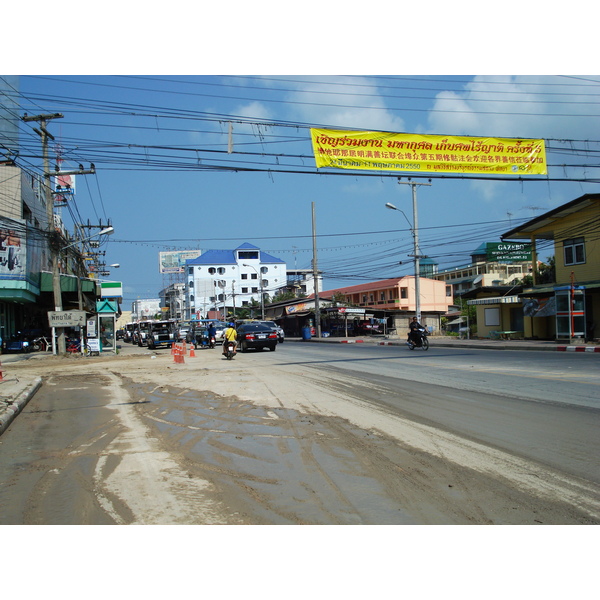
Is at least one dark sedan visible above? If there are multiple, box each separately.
[236,323,278,352]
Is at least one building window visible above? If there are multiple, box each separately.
[241,273,248,280]
[446,286,452,297]
[260,266,268,274]
[208,267,216,274]
[251,273,257,279]
[238,251,259,260]
[242,287,248,293]
[400,287,408,299]
[218,267,226,274]
[564,237,585,265]
[252,287,258,293]
[188,267,193,275]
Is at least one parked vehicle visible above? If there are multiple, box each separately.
[236,323,278,352]
[356,320,383,335]
[257,321,285,343]
[134,320,152,347]
[146,320,176,349]
[407,327,429,351]
[5,332,31,353]
[124,323,135,343]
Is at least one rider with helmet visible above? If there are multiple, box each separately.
[222,322,237,356]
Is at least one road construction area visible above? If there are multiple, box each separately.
[0,341,598,525]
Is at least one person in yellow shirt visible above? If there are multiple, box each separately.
[222,322,237,356]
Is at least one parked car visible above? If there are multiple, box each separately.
[236,323,278,352]
[257,320,285,343]
[355,320,383,335]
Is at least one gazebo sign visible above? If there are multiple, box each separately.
[48,310,86,328]
[486,242,532,262]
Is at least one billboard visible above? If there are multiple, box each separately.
[310,129,547,176]
[486,242,532,262]
[159,250,200,274]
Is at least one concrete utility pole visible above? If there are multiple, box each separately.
[312,202,321,338]
[22,113,65,353]
[22,113,97,354]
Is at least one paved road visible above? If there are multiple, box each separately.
[1,341,598,524]
[275,343,600,484]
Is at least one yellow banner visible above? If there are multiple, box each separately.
[310,129,547,176]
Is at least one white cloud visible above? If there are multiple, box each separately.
[427,75,600,140]
[284,76,406,132]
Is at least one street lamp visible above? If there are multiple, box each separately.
[242,263,265,320]
[53,226,115,355]
[386,179,431,321]
[62,226,114,251]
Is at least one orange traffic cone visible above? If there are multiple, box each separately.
[189,346,196,357]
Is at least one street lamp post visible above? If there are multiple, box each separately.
[386,179,431,322]
[242,264,265,320]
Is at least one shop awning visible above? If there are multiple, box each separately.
[467,295,521,305]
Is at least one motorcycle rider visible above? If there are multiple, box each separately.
[408,316,424,345]
[222,322,237,356]
[207,322,217,348]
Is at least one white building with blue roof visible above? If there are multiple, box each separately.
[185,243,287,319]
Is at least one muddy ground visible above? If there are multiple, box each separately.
[1,347,598,525]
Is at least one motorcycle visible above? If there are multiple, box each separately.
[407,327,429,351]
[225,341,236,360]
[5,333,31,353]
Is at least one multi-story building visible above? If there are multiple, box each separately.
[131,298,161,322]
[285,268,322,297]
[159,282,186,320]
[322,275,453,334]
[434,242,532,298]
[0,162,55,337]
[501,193,600,341]
[185,243,287,319]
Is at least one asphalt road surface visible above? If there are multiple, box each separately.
[0,342,598,524]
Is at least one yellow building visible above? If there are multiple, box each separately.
[501,193,600,341]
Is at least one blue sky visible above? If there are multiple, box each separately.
[4,13,600,309]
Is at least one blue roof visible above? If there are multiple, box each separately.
[185,243,285,266]
[187,249,237,265]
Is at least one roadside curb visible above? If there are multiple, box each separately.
[556,346,600,353]
[0,377,43,436]
[292,337,600,353]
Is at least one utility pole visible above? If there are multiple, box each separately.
[22,113,97,354]
[311,202,321,338]
[22,113,65,353]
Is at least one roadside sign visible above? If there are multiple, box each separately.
[47,310,87,328]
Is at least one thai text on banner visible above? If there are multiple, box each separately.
[310,129,547,176]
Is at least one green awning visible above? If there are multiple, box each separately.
[40,272,98,294]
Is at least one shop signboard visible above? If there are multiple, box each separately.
[48,310,86,328]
